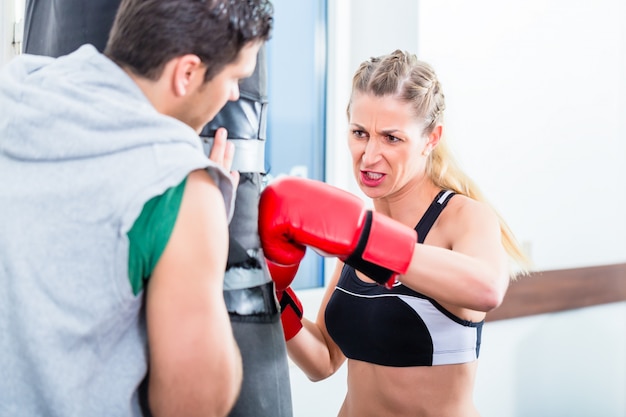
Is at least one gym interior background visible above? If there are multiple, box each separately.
[2,1,625,416]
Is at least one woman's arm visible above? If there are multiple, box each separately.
[400,197,510,312]
[284,261,347,382]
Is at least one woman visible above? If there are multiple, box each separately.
[261,49,530,417]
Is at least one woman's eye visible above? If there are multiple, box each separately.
[352,129,366,138]
[387,135,400,143]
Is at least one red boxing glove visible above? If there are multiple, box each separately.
[258,177,417,288]
[277,287,303,341]
[266,258,300,293]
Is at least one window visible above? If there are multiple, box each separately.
[265,0,327,289]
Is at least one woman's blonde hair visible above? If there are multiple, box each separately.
[347,50,531,277]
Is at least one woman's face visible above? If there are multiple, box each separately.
[348,92,431,200]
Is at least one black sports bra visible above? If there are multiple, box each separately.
[325,190,483,367]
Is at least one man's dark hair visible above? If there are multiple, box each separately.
[104,0,273,82]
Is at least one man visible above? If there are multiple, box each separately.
[21,0,294,415]
[0,1,273,416]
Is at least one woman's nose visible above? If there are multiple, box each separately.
[362,137,382,165]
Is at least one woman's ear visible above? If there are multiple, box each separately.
[172,54,203,97]
[422,124,442,156]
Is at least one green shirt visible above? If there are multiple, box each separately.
[127,177,186,295]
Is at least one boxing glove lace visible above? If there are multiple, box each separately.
[277,287,303,341]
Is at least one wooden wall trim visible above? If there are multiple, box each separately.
[486,263,626,322]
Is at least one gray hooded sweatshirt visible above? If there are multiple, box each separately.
[0,45,235,416]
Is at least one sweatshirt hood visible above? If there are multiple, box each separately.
[0,44,199,162]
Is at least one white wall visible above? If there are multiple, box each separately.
[0,0,17,64]
[416,0,626,271]
[291,1,626,416]
[474,302,626,417]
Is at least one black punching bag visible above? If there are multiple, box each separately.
[201,46,268,268]
[200,45,294,417]
[23,0,122,57]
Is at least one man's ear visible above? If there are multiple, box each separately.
[172,54,204,97]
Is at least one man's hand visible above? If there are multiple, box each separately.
[208,127,240,185]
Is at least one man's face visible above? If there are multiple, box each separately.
[182,41,262,132]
